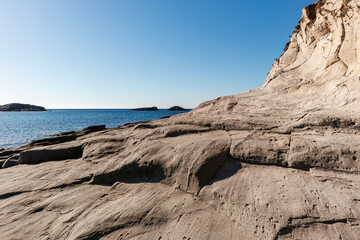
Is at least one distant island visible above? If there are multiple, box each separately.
[0,103,46,112]
[168,106,187,111]
[131,106,189,111]
[131,106,158,111]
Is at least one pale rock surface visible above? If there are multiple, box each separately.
[1,0,360,239]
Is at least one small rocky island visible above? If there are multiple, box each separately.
[0,103,46,112]
[131,106,158,111]
[168,106,187,111]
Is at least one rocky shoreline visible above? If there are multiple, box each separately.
[0,125,106,168]
[1,0,360,239]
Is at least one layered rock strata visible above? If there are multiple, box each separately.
[1,0,360,239]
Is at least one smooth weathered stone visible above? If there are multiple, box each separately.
[1,1,360,239]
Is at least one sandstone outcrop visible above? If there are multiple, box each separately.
[0,103,46,111]
[1,0,360,239]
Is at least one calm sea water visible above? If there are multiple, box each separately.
[0,109,190,149]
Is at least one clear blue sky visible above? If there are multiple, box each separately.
[0,0,316,109]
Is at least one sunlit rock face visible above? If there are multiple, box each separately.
[266,0,360,88]
[189,0,360,133]
[2,1,360,239]
[262,0,360,111]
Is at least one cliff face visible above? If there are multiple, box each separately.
[1,1,360,239]
[266,0,360,89]
[263,0,360,112]
[189,0,360,134]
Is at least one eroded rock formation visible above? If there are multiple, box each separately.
[1,0,360,239]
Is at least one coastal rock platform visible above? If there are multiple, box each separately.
[1,0,360,239]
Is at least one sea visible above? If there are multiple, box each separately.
[0,109,190,149]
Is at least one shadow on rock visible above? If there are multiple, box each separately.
[207,157,242,185]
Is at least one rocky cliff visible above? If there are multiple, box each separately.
[1,0,360,239]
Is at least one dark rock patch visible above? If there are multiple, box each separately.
[19,145,84,164]
[91,161,165,185]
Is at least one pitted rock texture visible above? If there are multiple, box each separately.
[1,0,360,239]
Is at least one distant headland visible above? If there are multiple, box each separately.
[131,106,158,111]
[168,106,187,111]
[131,106,188,111]
[0,103,46,112]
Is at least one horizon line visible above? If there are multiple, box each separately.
[46,107,194,109]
